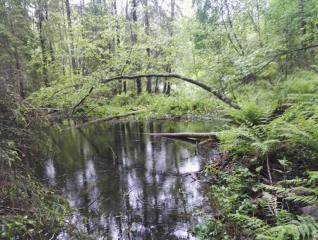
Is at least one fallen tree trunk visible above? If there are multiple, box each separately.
[62,110,144,131]
[148,132,218,138]
[148,132,218,143]
[100,73,240,109]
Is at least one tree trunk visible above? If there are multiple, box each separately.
[8,9,25,97]
[123,81,127,93]
[65,0,76,73]
[166,82,171,95]
[146,76,152,93]
[155,78,159,93]
[136,77,142,94]
[299,0,306,36]
[131,0,138,42]
[37,0,48,86]
[39,18,48,84]
[131,0,142,94]
[13,47,24,98]
[44,3,55,64]
[112,0,122,93]
[163,80,167,93]
[144,0,152,93]
[222,0,245,55]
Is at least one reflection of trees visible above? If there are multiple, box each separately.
[41,120,207,239]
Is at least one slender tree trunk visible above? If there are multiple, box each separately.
[146,77,152,93]
[131,0,138,42]
[13,47,24,98]
[299,0,306,36]
[114,0,120,46]
[37,1,48,86]
[144,0,152,93]
[131,0,142,94]
[298,0,307,65]
[44,3,55,64]
[222,0,245,55]
[136,77,142,94]
[65,0,76,73]
[7,8,25,97]
[155,78,159,93]
[166,82,171,95]
[112,0,122,93]
[162,0,175,92]
[123,81,127,93]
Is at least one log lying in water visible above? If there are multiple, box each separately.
[149,132,218,138]
[62,110,145,131]
[147,132,219,143]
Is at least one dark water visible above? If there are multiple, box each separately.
[37,120,222,240]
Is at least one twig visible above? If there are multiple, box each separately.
[72,86,94,114]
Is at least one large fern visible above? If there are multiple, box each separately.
[256,216,318,240]
[262,172,318,206]
[229,213,318,240]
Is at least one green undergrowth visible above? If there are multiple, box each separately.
[194,71,318,240]
[0,173,71,239]
[0,103,73,239]
[28,81,219,118]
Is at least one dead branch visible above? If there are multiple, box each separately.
[72,86,94,114]
[101,73,240,109]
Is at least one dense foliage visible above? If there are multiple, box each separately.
[1,0,318,238]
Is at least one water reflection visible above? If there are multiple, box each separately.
[39,120,220,239]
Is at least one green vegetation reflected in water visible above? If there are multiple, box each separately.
[38,120,223,239]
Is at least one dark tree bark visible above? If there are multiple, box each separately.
[123,81,127,93]
[163,80,167,93]
[155,78,159,92]
[146,77,152,93]
[166,82,171,95]
[136,77,142,94]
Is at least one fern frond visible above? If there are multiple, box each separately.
[256,216,318,240]
[229,213,269,237]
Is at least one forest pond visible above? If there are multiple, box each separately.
[36,120,223,240]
